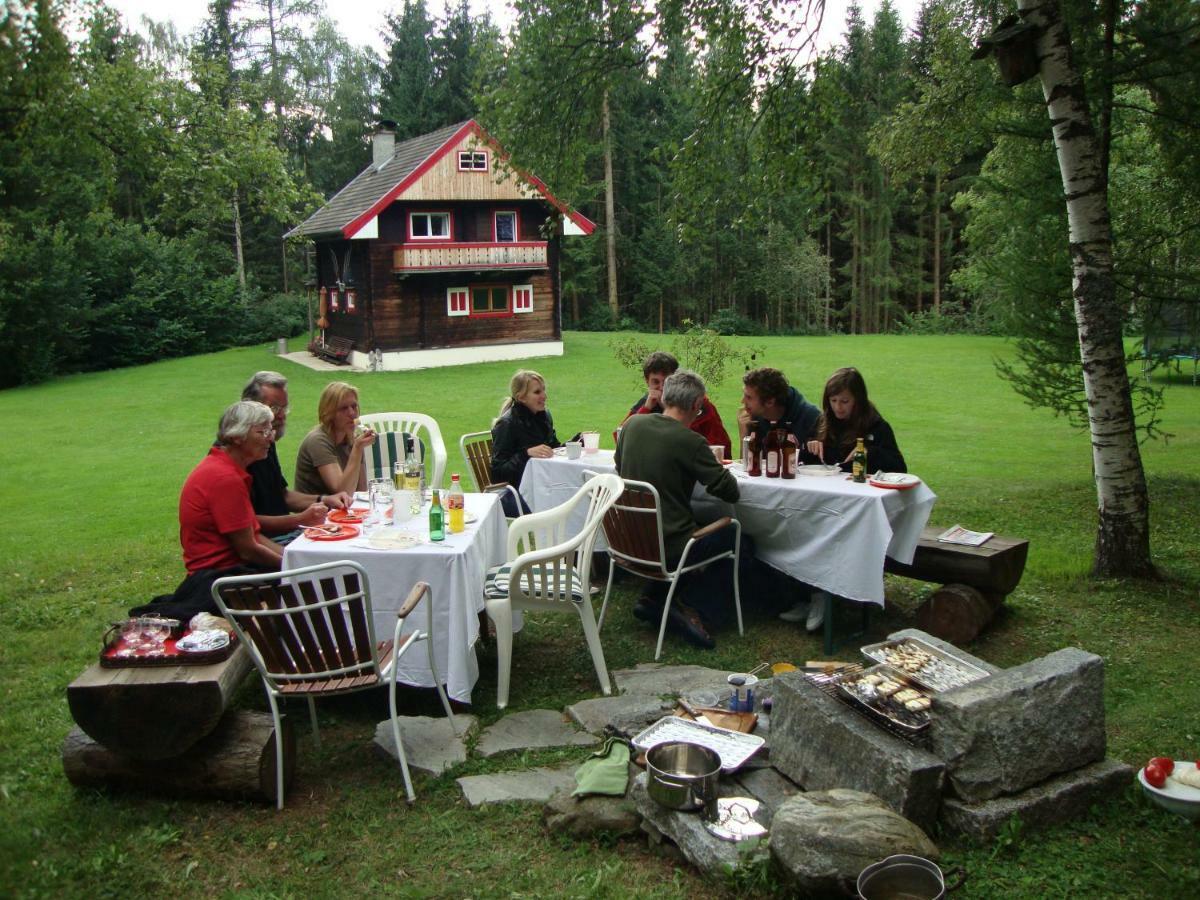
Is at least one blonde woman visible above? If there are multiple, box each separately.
[293,381,376,497]
[490,370,560,516]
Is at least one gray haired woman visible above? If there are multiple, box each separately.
[179,400,284,574]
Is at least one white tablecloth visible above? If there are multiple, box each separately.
[519,451,936,605]
[283,493,507,703]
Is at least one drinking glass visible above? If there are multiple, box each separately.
[368,477,393,527]
[582,431,600,453]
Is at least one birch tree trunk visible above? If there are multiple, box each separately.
[601,90,619,319]
[1019,0,1153,575]
[233,193,246,297]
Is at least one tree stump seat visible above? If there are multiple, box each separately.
[884,526,1029,644]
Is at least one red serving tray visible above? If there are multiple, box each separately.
[99,627,238,668]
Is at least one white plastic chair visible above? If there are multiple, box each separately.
[358,412,447,488]
[211,561,456,809]
[593,476,743,661]
[483,472,624,709]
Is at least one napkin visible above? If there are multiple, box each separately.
[572,737,631,797]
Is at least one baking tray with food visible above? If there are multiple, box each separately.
[860,637,989,693]
[832,664,933,734]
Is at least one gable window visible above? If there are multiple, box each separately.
[457,150,488,171]
[447,286,469,317]
[513,284,533,314]
[409,211,451,240]
[472,285,509,315]
[494,211,518,243]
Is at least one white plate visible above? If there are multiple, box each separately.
[795,464,844,477]
[1139,761,1200,821]
[367,532,423,550]
[869,472,922,489]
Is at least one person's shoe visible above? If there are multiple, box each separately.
[632,598,661,623]
[806,592,828,633]
[779,599,811,623]
[667,604,716,650]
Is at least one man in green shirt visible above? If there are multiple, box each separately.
[614,369,744,649]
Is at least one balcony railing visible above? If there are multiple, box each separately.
[393,241,548,273]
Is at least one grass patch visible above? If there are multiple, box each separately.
[1,332,1198,897]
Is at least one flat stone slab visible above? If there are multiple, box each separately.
[630,772,748,875]
[731,766,801,822]
[457,764,577,808]
[611,663,732,698]
[475,709,597,757]
[930,647,1106,801]
[939,758,1135,841]
[770,673,945,829]
[566,694,675,736]
[373,714,477,776]
[887,628,1004,675]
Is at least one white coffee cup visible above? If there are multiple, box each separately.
[581,431,600,453]
[393,490,416,523]
[564,441,583,460]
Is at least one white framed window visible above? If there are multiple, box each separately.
[494,211,517,243]
[446,286,469,317]
[457,150,488,171]
[513,283,534,314]
[409,211,451,240]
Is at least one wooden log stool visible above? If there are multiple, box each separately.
[63,645,295,803]
[884,526,1029,644]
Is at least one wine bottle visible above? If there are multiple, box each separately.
[429,489,446,541]
[764,422,782,478]
[852,437,867,483]
[403,438,421,493]
[447,474,465,533]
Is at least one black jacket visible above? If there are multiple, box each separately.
[750,386,821,445]
[490,403,561,485]
[802,413,906,474]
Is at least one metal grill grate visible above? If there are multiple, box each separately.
[805,667,931,749]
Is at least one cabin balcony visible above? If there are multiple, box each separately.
[393,241,549,274]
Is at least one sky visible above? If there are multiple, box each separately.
[102,0,922,59]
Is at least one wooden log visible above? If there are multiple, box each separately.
[66,644,253,760]
[914,583,1001,644]
[61,710,294,805]
[886,526,1029,596]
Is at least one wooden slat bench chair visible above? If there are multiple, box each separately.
[884,526,1030,644]
[309,336,354,365]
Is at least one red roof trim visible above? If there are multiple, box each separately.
[342,120,596,239]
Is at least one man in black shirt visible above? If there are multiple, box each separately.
[241,371,350,542]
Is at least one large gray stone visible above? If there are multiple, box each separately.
[770,790,939,897]
[630,772,749,875]
[771,673,945,828]
[543,782,642,837]
[939,758,1134,841]
[929,647,1106,802]
[475,709,597,757]
[372,714,477,776]
[886,628,1004,675]
[610,663,730,698]
[457,764,576,808]
[566,694,674,736]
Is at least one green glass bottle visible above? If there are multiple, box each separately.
[852,437,867,483]
[429,489,445,541]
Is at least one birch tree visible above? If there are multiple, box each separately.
[1016,0,1152,575]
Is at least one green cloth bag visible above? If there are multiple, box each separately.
[572,737,631,797]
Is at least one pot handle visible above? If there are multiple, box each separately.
[943,865,967,893]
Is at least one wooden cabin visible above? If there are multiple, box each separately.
[286,120,595,371]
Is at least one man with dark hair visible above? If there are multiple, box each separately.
[737,366,820,447]
[619,351,732,457]
[240,371,350,542]
[615,369,746,650]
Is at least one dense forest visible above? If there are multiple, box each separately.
[2,0,1197,391]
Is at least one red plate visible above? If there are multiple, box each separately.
[303,524,360,541]
[869,473,921,490]
[721,459,734,466]
[328,508,366,524]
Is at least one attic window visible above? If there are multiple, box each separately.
[458,150,488,172]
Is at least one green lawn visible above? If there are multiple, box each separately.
[1,332,1197,898]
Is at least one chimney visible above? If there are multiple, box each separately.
[372,120,397,169]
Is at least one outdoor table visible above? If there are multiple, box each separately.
[519,449,937,605]
[283,491,508,703]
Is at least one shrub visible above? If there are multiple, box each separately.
[708,307,766,336]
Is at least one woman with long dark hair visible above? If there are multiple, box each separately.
[803,367,906,475]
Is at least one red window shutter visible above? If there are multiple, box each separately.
[513,284,533,314]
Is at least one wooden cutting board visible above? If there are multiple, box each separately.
[673,705,758,733]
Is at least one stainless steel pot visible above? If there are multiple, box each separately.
[645,741,721,819]
[856,854,964,900]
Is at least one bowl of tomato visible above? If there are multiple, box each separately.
[1138,758,1200,822]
